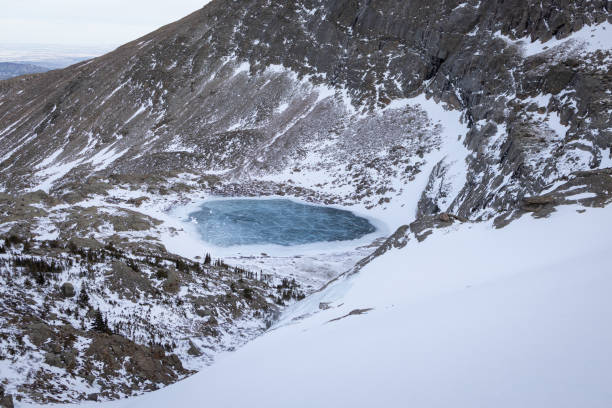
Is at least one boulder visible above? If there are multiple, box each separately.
[163,270,180,293]
[107,260,153,299]
[523,195,556,206]
[543,64,575,95]
[438,213,452,223]
[44,352,64,368]
[0,395,13,408]
[68,236,103,250]
[187,340,202,357]
[60,282,75,298]
[26,322,54,346]
[0,386,13,408]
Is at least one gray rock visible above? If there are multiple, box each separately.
[0,394,13,408]
[206,316,218,326]
[61,349,78,369]
[543,64,575,95]
[0,386,8,408]
[163,270,180,293]
[61,282,75,298]
[106,260,153,298]
[438,213,452,223]
[44,352,64,368]
[68,236,103,250]
[26,322,53,346]
[187,340,202,357]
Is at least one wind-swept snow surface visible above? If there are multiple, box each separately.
[30,205,612,408]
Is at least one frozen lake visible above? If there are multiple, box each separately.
[188,199,376,247]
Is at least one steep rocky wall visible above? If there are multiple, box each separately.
[0,0,609,219]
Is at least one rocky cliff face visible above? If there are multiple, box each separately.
[0,0,609,217]
[0,0,610,404]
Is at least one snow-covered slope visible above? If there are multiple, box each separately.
[30,205,612,408]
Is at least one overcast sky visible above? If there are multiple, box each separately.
[0,0,210,47]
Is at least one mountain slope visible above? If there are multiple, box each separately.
[29,205,612,408]
[0,0,611,405]
[0,0,609,219]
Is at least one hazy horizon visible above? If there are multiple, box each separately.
[0,0,210,48]
[0,42,114,68]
